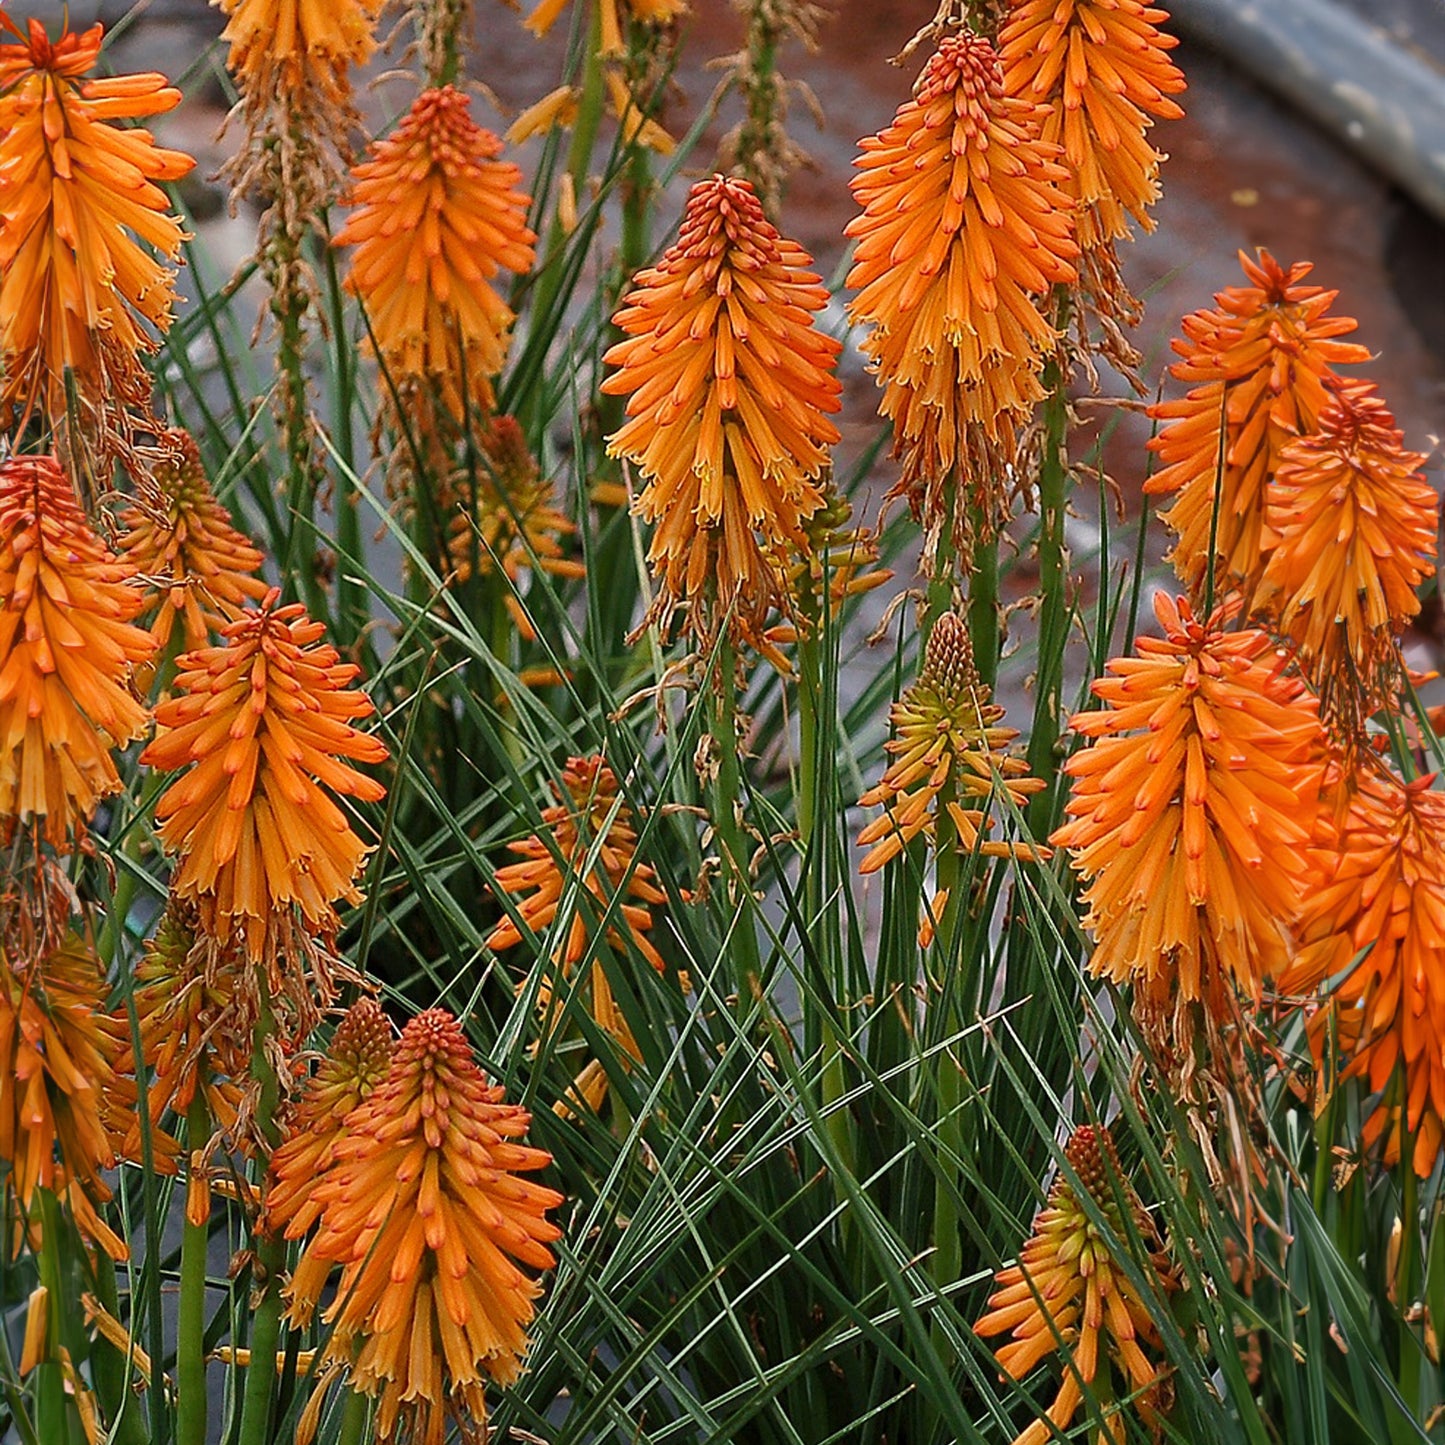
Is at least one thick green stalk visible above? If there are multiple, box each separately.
[87,1244,149,1445]
[968,523,1000,690]
[176,1087,211,1445]
[237,993,286,1445]
[35,1192,79,1445]
[712,638,763,999]
[321,231,366,647]
[1396,1111,1422,1433]
[1027,345,1070,831]
[336,1388,371,1445]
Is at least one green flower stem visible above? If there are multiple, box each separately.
[712,637,763,999]
[967,523,1000,691]
[176,1085,211,1445]
[336,1387,371,1445]
[237,991,286,1445]
[87,1243,149,1445]
[321,230,366,648]
[1395,1111,1422,1433]
[1027,339,1071,832]
[35,1191,80,1445]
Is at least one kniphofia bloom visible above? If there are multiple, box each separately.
[0,934,133,1259]
[118,430,269,661]
[998,0,1185,251]
[1052,594,1325,1024]
[0,456,155,846]
[281,1009,563,1445]
[264,997,393,1237]
[142,592,388,962]
[1144,251,1370,602]
[335,87,537,419]
[975,1125,1177,1445]
[0,17,193,432]
[1285,771,1445,1178]
[845,32,1078,529]
[524,0,687,54]
[1254,380,1436,728]
[602,174,841,649]
[858,612,1048,877]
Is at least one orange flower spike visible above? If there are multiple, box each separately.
[1256,380,1437,720]
[141,591,389,961]
[284,1009,563,1443]
[0,457,155,845]
[118,431,270,658]
[335,87,537,417]
[1052,593,1325,1018]
[266,998,393,1238]
[1144,250,1371,601]
[217,0,378,113]
[1286,772,1445,1179]
[857,612,1049,876]
[0,936,133,1260]
[487,756,668,974]
[602,174,842,629]
[999,0,1185,249]
[0,17,194,426]
[975,1125,1176,1445]
[845,33,1079,479]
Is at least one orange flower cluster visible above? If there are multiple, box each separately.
[1052,594,1324,1023]
[603,174,841,647]
[118,430,269,662]
[280,1009,563,1445]
[976,1125,1176,1445]
[0,17,193,431]
[142,592,388,961]
[488,755,668,974]
[999,0,1185,251]
[846,32,1078,512]
[1144,250,1370,601]
[0,935,132,1259]
[336,87,537,419]
[265,997,393,1237]
[1255,380,1436,724]
[858,612,1048,878]
[217,0,378,122]
[0,456,155,846]
[1286,772,1445,1178]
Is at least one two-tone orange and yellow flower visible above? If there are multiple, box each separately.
[999,0,1185,251]
[280,1009,563,1445]
[141,592,388,961]
[976,1125,1177,1445]
[0,456,155,847]
[1253,380,1437,729]
[1052,594,1325,1024]
[0,17,193,432]
[1144,251,1371,602]
[858,612,1049,888]
[846,32,1078,512]
[1285,770,1445,1178]
[603,174,841,649]
[118,430,269,663]
[335,87,537,420]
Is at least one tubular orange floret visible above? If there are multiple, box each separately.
[1051,593,1326,1026]
[1143,250,1371,603]
[857,612,1049,879]
[1286,770,1445,1179]
[1254,379,1437,731]
[335,86,537,419]
[117,430,270,661]
[845,31,1078,542]
[0,16,194,435]
[0,934,135,1260]
[999,0,1185,250]
[141,590,389,962]
[0,456,155,847]
[281,1008,564,1445]
[975,1124,1177,1445]
[602,174,842,653]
